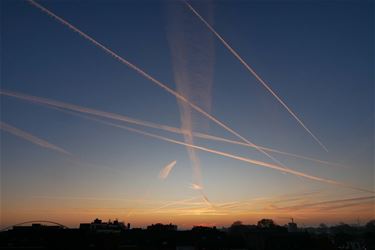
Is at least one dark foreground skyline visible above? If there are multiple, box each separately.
[1,218,375,250]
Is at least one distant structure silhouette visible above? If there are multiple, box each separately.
[287,218,298,233]
[1,218,374,249]
[1,220,69,232]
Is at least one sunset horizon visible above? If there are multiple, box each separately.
[1,0,374,236]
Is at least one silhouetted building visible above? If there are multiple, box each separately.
[191,226,217,232]
[287,218,298,232]
[79,218,127,233]
[287,222,298,232]
[147,223,177,231]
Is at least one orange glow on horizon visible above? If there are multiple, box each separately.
[2,194,373,229]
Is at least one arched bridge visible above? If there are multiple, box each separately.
[1,220,69,231]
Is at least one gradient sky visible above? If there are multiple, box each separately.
[1,0,374,229]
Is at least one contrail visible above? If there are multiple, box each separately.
[32,105,369,195]
[190,183,203,190]
[0,121,70,155]
[166,1,215,189]
[276,196,375,211]
[189,183,213,206]
[0,90,341,167]
[200,192,212,207]
[323,200,374,211]
[0,120,120,174]
[26,0,291,171]
[183,0,328,152]
[33,195,155,202]
[153,195,212,212]
[0,89,183,133]
[250,190,323,208]
[193,132,340,167]
[55,113,372,194]
[152,196,201,211]
[159,160,177,180]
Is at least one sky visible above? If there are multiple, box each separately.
[1,0,374,229]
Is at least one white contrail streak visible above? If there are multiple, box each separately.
[0,90,340,167]
[167,1,215,189]
[193,132,340,167]
[183,0,328,152]
[0,117,122,177]
[190,183,203,190]
[277,196,375,211]
[0,121,70,155]
[1,89,181,133]
[159,160,177,180]
[26,0,289,170]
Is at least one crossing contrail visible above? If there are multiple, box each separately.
[26,0,291,172]
[166,1,215,190]
[116,125,371,193]
[193,132,341,167]
[0,121,70,155]
[189,183,213,206]
[3,92,369,193]
[183,0,328,152]
[50,112,372,194]
[159,160,177,180]
[0,90,340,167]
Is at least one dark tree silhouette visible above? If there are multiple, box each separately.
[231,221,243,227]
[366,220,375,232]
[257,219,276,228]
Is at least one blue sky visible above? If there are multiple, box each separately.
[1,0,374,227]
